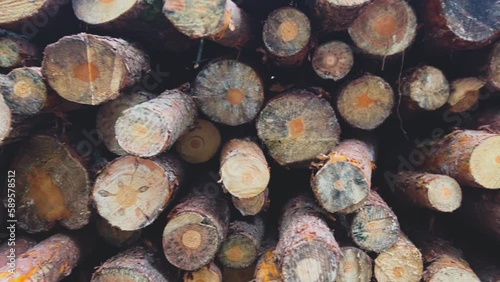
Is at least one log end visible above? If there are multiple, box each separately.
[469,135,500,189]
[447,78,485,113]
[336,246,372,282]
[402,66,450,111]
[175,119,221,164]
[312,41,353,81]
[72,0,138,25]
[2,67,47,115]
[218,234,258,269]
[351,205,400,252]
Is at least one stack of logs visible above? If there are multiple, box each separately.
[0,0,499,281]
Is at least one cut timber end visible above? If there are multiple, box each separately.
[374,234,423,282]
[335,246,372,282]
[184,262,222,282]
[42,33,149,105]
[0,32,40,69]
[254,247,282,282]
[447,77,485,113]
[469,135,500,189]
[312,41,353,81]
[1,67,47,115]
[307,0,372,32]
[337,74,394,130]
[489,42,500,90]
[218,219,264,269]
[72,0,139,25]
[263,7,311,67]
[192,59,264,126]
[0,95,12,144]
[257,90,341,167]
[93,154,182,231]
[115,89,197,157]
[401,66,450,112]
[348,0,416,56]
[0,0,66,30]
[175,119,221,164]
[232,189,269,216]
[220,139,270,199]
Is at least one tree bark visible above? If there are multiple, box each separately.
[446,77,485,113]
[0,29,40,69]
[307,0,372,33]
[0,237,36,269]
[257,89,341,167]
[335,246,372,282]
[184,261,222,282]
[42,33,150,105]
[312,41,353,81]
[488,42,500,91]
[115,88,197,157]
[175,119,221,164]
[400,66,450,112]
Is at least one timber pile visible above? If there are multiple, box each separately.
[0,0,499,281]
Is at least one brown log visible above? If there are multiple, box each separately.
[263,7,311,67]
[400,66,450,112]
[175,119,221,164]
[184,262,222,282]
[0,29,40,69]
[72,0,192,53]
[93,153,184,231]
[348,0,417,57]
[0,0,67,31]
[374,233,423,282]
[335,246,372,282]
[337,74,394,130]
[393,171,462,212]
[42,33,150,105]
[163,0,256,49]
[0,237,36,269]
[92,245,178,282]
[256,89,341,167]
[423,0,499,50]
[459,189,500,240]
[307,0,372,32]
[254,246,282,282]
[95,216,142,248]
[0,94,12,144]
[311,139,376,214]
[446,77,485,113]
[312,41,353,81]
[115,88,197,157]
[10,134,91,233]
[162,192,230,271]
[217,217,265,269]
[350,191,400,253]
[421,130,500,189]
[0,233,84,281]
[232,188,269,216]
[277,195,341,282]
[220,139,270,199]
[488,42,500,90]
[472,107,500,133]
[96,90,154,156]
[192,59,264,126]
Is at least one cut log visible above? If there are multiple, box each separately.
[460,189,500,240]
[0,233,84,281]
[96,90,154,156]
[254,246,282,282]
[421,130,500,189]
[311,138,376,214]
[400,66,450,112]
[0,0,67,31]
[184,262,222,282]
[175,119,221,164]
[307,0,372,32]
[335,246,372,282]
[93,153,184,231]
[0,30,40,69]
[263,7,311,67]
[277,195,341,282]
[393,171,462,212]
[220,139,270,199]
[312,41,353,81]
[163,0,256,49]
[374,233,423,282]
[10,134,91,233]
[473,107,500,133]
[91,245,178,282]
[232,188,269,216]
[42,33,150,105]
[337,74,394,130]
[424,0,500,50]
[192,59,264,126]
[162,192,230,271]
[218,217,265,269]
[95,216,142,248]
[223,264,256,282]
[72,0,191,53]
[257,89,341,167]
[0,237,36,268]
[0,94,12,144]
[488,42,500,90]
[446,77,485,113]
[0,67,47,115]
[115,88,197,157]
[348,0,417,57]
[350,191,400,252]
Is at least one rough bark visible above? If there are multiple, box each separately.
[95,216,142,248]
[175,119,221,164]
[348,0,417,57]
[0,237,36,269]
[0,0,67,31]
[93,153,184,231]
[184,261,222,282]
[232,188,269,216]
[254,246,282,282]
[400,66,450,112]
[337,74,394,130]
[393,171,462,212]
[277,195,341,282]
[257,89,341,167]
[420,130,500,189]
[311,138,376,214]
[335,246,372,282]
[446,77,485,113]
[42,33,150,105]
[307,0,372,32]
[192,59,264,126]
[0,29,40,69]
[312,41,353,81]
[162,192,230,271]
[115,88,197,157]
[263,7,311,67]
